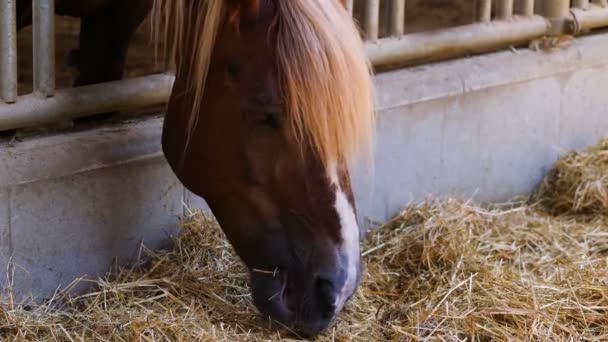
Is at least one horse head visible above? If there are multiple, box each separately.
[156,0,375,335]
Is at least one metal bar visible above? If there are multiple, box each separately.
[542,0,570,17]
[592,0,608,8]
[572,4,608,32]
[477,0,492,22]
[367,16,549,67]
[496,0,514,20]
[345,0,354,16]
[521,0,535,16]
[33,0,56,97]
[0,0,18,103]
[540,0,570,34]
[364,0,380,41]
[390,0,405,36]
[573,0,590,9]
[0,75,174,130]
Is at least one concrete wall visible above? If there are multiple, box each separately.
[354,33,608,223]
[0,119,205,300]
[2,33,608,300]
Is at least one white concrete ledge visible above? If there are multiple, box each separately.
[354,33,608,222]
[375,33,608,111]
[0,117,164,188]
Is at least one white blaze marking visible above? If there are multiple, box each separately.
[328,163,360,313]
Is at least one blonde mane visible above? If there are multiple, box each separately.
[152,0,375,166]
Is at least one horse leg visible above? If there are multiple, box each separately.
[74,0,152,86]
[70,0,152,124]
[16,0,152,86]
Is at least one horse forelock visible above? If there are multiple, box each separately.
[152,0,375,170]
[275,0,376,168]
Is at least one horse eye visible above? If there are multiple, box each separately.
[226,57,241,79]
[258,112,281,129]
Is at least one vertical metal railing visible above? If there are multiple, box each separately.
[542,0,570,18]
[496,0,515,20]
[353,0,608,43]
[520,0,535,16]
[345,0,354,15]
[594,0,608,7]
[1,0,56,102]
[573,0,589,9]
[0,0,173,130]
[541,0,570,33]
[33,0,56,97]
[363,0,380,41]
[389,0,405,37]
[477,0,493,22]
[0,0,18,104]
[4,0,608,130]
[365,0,548,66]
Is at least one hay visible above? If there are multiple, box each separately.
[1,141,608,341]
[356,200,608,340]
[535,139,608,215]
[2,199,607,341]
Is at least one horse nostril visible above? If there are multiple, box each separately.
[254,93,273,105]
[316,278,337,315]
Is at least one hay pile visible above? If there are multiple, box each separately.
[1,141,608,341]
[536,139,608,215]
[358,201,608,340]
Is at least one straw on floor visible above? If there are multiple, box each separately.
[535,139,608,216]
[1,140,607,341]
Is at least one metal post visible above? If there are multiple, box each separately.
[521,0,535,16]
[345,0,354,16]
[364,0,380,41]
[541,0,570,34]
[542,0,570,17]
[573,0,590,9]
[367,16,549,67]
[390,0,405,36]
[496,0,514,20]
[571,5,608,33]
[0,0,18,103]
[33,0,55,97]
[477,0,492,22]
[593,0,608,8]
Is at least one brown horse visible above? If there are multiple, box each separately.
[154,0,375,335]
[19,0,376,336]
[16,0,153,86]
